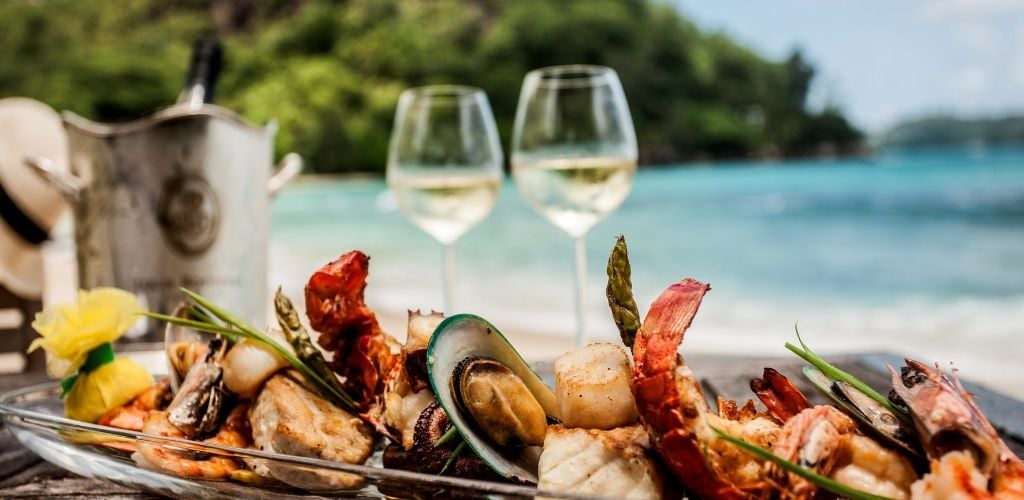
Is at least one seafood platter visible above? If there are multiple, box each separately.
[2,237,1022,499]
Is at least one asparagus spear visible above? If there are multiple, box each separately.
[606,235,642,350]
[273,287,347,400]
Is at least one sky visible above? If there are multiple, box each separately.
[669,0,1024,134]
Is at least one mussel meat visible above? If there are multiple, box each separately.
[453,356,548,447]
[167,341,208,385]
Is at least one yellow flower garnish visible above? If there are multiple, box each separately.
[29,288,143,378]
[28,287,155,423]
[63,357,153,422]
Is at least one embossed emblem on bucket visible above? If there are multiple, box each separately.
[157,174,219,257]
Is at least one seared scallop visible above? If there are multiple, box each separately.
[554,343,638,429]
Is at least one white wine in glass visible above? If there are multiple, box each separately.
[390,174,501,245]
[511,65,638,346]
[512,156,636,238]
[387,86,503,313]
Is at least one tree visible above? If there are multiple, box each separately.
[0,0,864,171]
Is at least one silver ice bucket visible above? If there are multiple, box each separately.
[26,103,301,342]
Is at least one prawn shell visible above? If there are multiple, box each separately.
[631,279,752,499]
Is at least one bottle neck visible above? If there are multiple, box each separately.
[178,36,223,107]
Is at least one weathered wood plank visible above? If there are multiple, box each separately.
[0,473,149,499]
[0,372,48,394]
[0,429,42,480]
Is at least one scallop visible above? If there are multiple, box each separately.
[426,314,558,484]
[222,337,289,398]
[554,343,637,430]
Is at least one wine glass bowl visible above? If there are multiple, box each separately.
[511,65,638,344]
[512,156,636,238]
[387,85,503,311]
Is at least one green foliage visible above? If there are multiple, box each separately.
[882,114,1024,148]
[0,0,862,172]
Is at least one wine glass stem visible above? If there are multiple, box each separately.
[572,235,587,347]
[442,242,456,313]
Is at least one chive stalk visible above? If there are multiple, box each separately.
[434,425,460,448]
[439,440,467,475]
[143,288,358,414]
[785,326,908,419]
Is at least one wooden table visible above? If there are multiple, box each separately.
[1,354,1022,498]
[0,372,155,499]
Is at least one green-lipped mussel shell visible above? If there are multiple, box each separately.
[426,314,558,485]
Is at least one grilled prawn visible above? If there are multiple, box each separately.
[134,405,251,480]
[305,250,398,423]
[631,279,781,498]
[627,276,918,499]
[892,359,1024,499]
[98,380,172,432]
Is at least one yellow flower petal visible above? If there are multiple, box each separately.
[30,288,143,375]
[64,358,153,423]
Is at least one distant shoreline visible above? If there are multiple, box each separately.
[286,143,1024,178]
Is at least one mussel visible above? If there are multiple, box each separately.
[426,314,559,484]
[803,366,922,459]
[166,336,230,438]
[453,356,548,447]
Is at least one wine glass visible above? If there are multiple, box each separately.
[387,85,504,313]
[511,65,638,346]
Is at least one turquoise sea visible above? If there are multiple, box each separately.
[271,147,1024,397]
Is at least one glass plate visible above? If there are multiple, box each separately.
[0,382,590,499]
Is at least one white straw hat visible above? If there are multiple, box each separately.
[0,97,69,299]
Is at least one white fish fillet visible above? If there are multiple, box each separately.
[248,371,374,491]
[538,425,662,499]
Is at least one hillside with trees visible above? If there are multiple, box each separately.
[881,114,1024,149]
[0,0,863,172]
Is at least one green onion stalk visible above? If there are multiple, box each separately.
[785,326,909,421]
[143,288,358,414]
